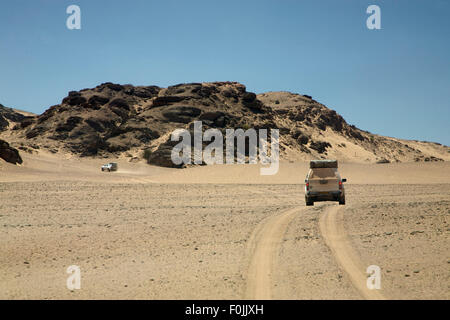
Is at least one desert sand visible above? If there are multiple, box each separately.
[0,152,449,299]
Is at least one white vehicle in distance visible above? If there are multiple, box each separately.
[305,160,346,206]
[101,162,118,172]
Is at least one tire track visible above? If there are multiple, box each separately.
[319,205,386,300]
[244,207,301,299]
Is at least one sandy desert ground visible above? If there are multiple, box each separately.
[0,153,449,299]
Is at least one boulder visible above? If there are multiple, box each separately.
[346,126,365,141]
[290,128,302,139]
[297,135,309,145]
[26,125,47,139]
[309,140,331,153]
[111,123,160,143]
[147,142,184,168]
[79,135,107,156]
[152,96,185,107]
[242,92,256,103]
[88,95,110,107]
[105,83,124,91]
[109,98,130,110]
[68,91,80,97]
[221,88,238,99]
[55,116,83,132]
[62,95,87,106]
[193,85,217,98]
[18,117,35,129]
[162,106,201,123]
[242,92,263,112]
[0,139,23,164]
[133,86,159,98]
[199,111,225,121]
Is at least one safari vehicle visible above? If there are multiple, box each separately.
[101,162,118,172]
[305,160,346,206]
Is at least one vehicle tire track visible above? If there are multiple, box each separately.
[319,205,386,300]
[244,207,301,299]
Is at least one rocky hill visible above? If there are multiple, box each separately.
[1,82,448,167]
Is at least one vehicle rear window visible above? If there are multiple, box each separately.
[310,168,337,178]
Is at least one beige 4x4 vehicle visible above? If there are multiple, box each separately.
[305,160,346,206]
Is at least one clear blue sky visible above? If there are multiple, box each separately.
[1,0,449,145]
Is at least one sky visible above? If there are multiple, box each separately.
[0,0,449,145]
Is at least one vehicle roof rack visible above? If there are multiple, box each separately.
[310,159,338,168]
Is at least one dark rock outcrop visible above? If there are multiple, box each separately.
[1,104,29,131]
[162,106,202,123]
[62,91,87,106]
[88,95,110,107]
[0,139,23,164]
[0,115,8,131]
[147,139,184,168]
[309,140,331,154]
[152,96,185,108]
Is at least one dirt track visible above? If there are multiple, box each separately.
[319,206,385,300]
[245,205,386,300]
[245,207,301,299]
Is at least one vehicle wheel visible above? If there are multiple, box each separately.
[108,169,111,172]
[101,168,104,171]
[305,197,314,206]
[339,197,345,205]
